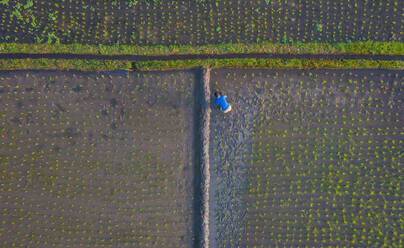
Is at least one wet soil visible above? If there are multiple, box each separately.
[1,68,402,247]
[0,69,197,247]
[208,68,403,247]
[0,0,402,45]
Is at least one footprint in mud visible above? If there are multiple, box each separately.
[210,92,262,248]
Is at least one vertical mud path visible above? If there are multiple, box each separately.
[200,68,211,248]
[193,67,211,248]
[208,69,263,247]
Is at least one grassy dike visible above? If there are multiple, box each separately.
[1,41,403,56]
[0,59,132,71]
[0,58,403,71]
[133,59,404,70]
[0,41,403,71]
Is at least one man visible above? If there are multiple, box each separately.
[214,91,232,113]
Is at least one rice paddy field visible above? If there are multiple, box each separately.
[0,0,402,45]
[0,1,403,247]
[0,67,403,247]
[209,68,403,247]
[0,70,197,247]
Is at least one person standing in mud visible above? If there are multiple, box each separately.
[214,91,232,113]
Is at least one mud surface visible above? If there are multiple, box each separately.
[0,70,197,247]
[209,69,263,248]
[0,0,402,45]
[1,68,402,247]
[209,68,403,247]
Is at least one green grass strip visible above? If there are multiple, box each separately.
[0,59,131,71]
[1,41,403,55]
[134,59,404,70]
[1,58,402,71]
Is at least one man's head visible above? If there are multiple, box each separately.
[214,91,222,98]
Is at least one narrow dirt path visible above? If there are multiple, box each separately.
[208,79,263,247]
[0,53,402,61]
[200,68,211,248]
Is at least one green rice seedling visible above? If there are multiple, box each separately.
[210,68,403,247]
[0,70,197,247]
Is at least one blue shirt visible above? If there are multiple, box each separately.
[215,95,230,111]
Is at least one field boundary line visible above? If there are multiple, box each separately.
[200,67,211,248]
[0,53,403,61]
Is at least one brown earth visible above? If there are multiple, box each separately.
[208,68,403,247]
[0,70,197,247]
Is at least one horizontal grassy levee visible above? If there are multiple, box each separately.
[1,58,403,71]
[1,41,403,56]
[134,59,404,71]
[0,59,132,71]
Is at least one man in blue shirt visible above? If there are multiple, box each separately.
[215,91,232,113]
